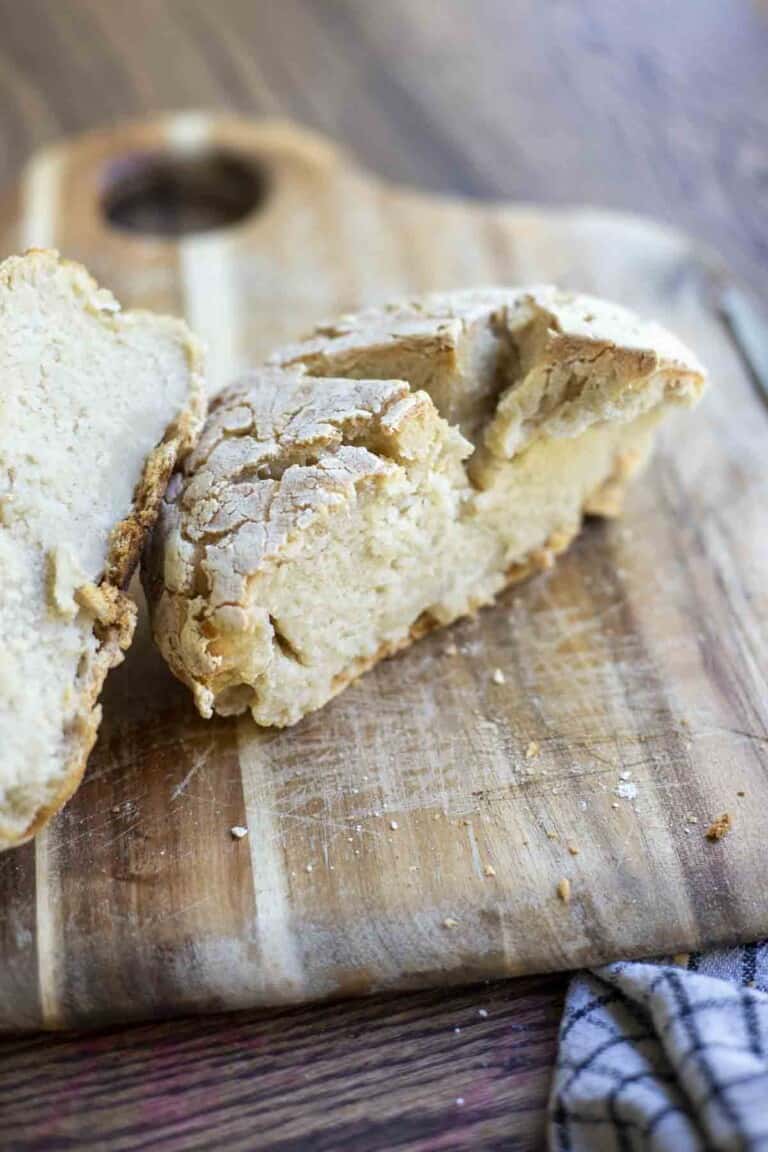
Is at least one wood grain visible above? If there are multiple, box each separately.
[1,113,767,1037]
[1,0,766,302]
[0,976,564,1152]
[0,5,766,1148]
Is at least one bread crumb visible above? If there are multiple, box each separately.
[706,813,731,841]
[492,668,505,685]
[737,790,746,797]
[483,864,496,877]
[445,641,458,656]
[525,740,540,759]
[611,801,620,810]
[230,825,248,840]
[389,820,399,830]
[567,843,579,856]
[443,917,460,928]
[478,1008,488,1018]
[546,831,559,841]
[616,781,638,801]
[672,953,689,967]
[557,878,571,904]
[305,863,313,873]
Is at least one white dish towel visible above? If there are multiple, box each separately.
[549,944,768,1150]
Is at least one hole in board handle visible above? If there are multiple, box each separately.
[101,149,268,236]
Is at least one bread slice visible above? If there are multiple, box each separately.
[0,250,205,849]
[145,287,705,727]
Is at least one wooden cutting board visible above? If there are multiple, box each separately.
[1,115,767,1032]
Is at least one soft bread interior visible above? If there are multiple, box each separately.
[0,252,202,846]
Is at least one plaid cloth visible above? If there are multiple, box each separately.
[549,944,768,1151]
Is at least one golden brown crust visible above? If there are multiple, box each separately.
[1,253,206,849]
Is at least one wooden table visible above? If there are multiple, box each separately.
[1,3,766,1148]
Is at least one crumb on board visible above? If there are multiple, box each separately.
[611,801,620,810]
[443,917,460,929]
[557,878,572,904]
[444,640,458,656]
[567,843,579,856]
[483,864,497,878]
[492,668,506,684]
[546,831,559,841]
[706,813,732,841]
[230,825,248,840]
[737,790,746,798]
[525,740,540,759]
[616,781,638,801]
[389,820,399,831]
[305,863,313,873]
[478,1008,488,1018]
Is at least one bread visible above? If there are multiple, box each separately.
[145,287,705,727]
[0,250,205,849]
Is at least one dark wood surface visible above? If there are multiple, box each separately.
[2,976,565,1151]
[0,3,766,1149]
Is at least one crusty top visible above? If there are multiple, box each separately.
[271,286,706,459]
[154,285,706,626]
[272,286,704,380]
[152,364,469,611]
[146,360,470,717]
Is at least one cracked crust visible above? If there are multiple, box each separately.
[147,286,705,728]
[0,250,206,849]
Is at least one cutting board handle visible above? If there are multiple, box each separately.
[22,114,350,248]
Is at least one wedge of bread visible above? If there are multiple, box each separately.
[0,250,205,849]
[145,287,705,728]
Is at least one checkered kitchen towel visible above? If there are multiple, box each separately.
[549,943,768,1150]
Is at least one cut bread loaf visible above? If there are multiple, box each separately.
[145,287,705,728]
[0,250,205,849]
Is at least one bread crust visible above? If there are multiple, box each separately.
[147,286,705,728]
[0,250,205,849]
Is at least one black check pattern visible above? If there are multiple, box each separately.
[548,943,768,1150]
